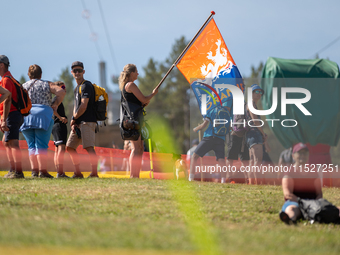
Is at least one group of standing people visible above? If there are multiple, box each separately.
[0,56,269,181]
[0,56,100,178]
[0,57,157,179]
[189,84,268,184]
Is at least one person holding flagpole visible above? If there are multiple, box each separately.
[118,64,158,178]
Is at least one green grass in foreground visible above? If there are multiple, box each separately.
[0,177,340,255]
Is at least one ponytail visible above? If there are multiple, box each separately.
[118,64,137,91]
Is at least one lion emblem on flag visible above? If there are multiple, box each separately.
[200,39,234,79]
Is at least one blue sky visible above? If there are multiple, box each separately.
[2,0,339,90]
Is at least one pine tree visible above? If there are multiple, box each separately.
[19,75,26,84]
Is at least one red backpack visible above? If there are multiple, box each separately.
[5,76,32,116]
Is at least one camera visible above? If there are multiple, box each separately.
[123,119,140,130]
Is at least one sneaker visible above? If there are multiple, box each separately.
[39,172,54,178]
[9,171,25,179]
[56,173,70,178]
[71,173,84,179]
[31,171,39,178]
[4,170,15,178]
[87,173,99,178]
[279,211,296,225]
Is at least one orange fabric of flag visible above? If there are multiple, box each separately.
[176,18,236,83]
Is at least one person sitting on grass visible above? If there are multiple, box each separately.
[280,143,339,224]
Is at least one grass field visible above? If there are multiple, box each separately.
[1,174,340,255]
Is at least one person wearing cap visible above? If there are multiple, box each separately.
[21,65,66,178]
[280,143,322,224]
[245,84,267,184]
[0,55,24,178]
[66,61,98,178]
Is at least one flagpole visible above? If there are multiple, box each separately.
[154,11,215,90]
[198,130,203,182]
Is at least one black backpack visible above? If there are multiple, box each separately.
[78,81,108,122]
[119,93,144,141]
[299,198,340,224]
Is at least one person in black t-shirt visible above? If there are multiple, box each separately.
[66,61,98,178]
[52,81,69,178]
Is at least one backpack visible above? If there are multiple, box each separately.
[208,105,231,136]
[119,93,144,141]
[299,198,340,224]
[5,76,32,116]
[79,81,108,121]
[231,102,250,137]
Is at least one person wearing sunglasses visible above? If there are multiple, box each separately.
[66,61,98,178]
[245,84,267,184]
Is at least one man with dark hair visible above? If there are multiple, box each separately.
[0,55,24,178]
[66,61,98,178]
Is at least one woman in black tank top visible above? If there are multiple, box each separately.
[122,83,142,106]
[119,64,158,178]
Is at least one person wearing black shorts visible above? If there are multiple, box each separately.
[226,132,249,183]
[52,82,69,178]
[189,117,227,182]
[0,55,24,179]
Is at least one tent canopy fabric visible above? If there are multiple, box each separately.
[261,57,340,78]
[261,57,340,148]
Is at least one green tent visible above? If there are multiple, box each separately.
[261,57,340,148]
